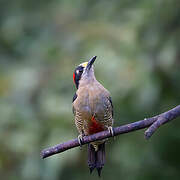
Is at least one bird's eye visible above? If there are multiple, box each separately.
[79,67,84,72]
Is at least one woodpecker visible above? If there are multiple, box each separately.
[72,56,114,176]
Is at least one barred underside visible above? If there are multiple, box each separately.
[74,110,84,135]
[74,108,113,151]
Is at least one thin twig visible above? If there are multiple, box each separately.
[41,105,180,159]
[144,106,180,139]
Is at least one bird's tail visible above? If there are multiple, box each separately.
[88,143,105,177]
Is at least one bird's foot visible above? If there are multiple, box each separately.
[108,126,114,137]
[78,134,84,149]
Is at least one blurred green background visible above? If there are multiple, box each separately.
[0,0,180,180]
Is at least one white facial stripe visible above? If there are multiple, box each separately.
[76,70,79,74]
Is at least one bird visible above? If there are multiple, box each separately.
[72,56,114,177]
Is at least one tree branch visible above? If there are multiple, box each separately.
[41,105,180,159]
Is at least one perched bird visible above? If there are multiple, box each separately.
[72,56,114,176]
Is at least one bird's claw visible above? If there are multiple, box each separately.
[78,134,84,148]
[108,126,114,137]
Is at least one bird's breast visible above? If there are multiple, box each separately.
[76,88,106,114]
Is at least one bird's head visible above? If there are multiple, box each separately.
[73,56,97,89]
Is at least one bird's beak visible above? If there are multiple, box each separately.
[85,56,97,72]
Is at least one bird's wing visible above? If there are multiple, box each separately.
[94,94,114,128]
[72,92,78,115]
[108,96,114,118]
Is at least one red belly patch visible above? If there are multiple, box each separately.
[89,116,104,134]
